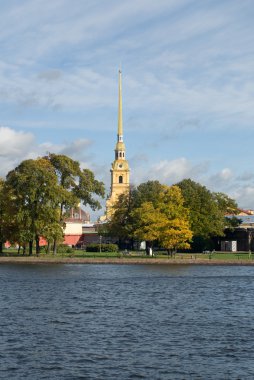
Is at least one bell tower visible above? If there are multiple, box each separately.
[106,69,130,218]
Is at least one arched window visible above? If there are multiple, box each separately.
[123,152,125,158]
[119,152,122,158]
[119,175,123,184]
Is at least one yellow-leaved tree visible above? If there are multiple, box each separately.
[130,185,192,255]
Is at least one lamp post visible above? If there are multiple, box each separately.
[99,235,102,253]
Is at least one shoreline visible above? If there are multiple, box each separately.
[0,256,254,265]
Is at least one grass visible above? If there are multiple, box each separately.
[1,249,253,261]
[194,252,253,261]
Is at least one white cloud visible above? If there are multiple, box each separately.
[233,186,254,210]
[0,126,34,157]
[132,157,208,185]
[0,127,96,178]
[208,168,233,187]
[237,172,254,182]
[61,139,92,157]
[0,126,35,176]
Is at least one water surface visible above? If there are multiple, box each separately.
[0,264,253,379]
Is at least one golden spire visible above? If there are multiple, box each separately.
[115,69,126,160]
[118,69,123,138]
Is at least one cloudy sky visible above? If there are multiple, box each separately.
[0,0,254,219]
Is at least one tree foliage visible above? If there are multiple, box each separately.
[4,158,63,255]
[106,182,192,252]
[175,179,238,251]
[1,154,105,255]
[46,153,105,216]
[130,185,192,252]
[0,178,8,253]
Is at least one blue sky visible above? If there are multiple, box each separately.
[0,0,254,220]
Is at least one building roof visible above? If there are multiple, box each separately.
[64,208,90,223]
[227,214,254,225]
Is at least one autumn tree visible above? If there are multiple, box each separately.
[130,185,192,254]
[106,181,192,253]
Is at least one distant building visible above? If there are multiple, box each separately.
[64,207,90,246]
[216,213,254,252]
[237,209,254,216]
[81,223,98,246]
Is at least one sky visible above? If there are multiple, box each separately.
[0,0,254,220]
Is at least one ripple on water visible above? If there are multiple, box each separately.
[0,264,254,379]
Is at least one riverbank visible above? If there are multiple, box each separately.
[1,256,254,265]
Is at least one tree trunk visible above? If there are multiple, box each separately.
[23,244,26,256]
[47,242,50,255]
[29,240,33,256]
[53,239,57,255]
[0,241,3,254]
[18,245,21,255]
[35,236,40,256]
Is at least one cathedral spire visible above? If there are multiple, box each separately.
[105,69,130,219]
[115,69,126,160]
[117,69,123,142]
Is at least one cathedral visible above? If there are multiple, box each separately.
[105,70,130,219]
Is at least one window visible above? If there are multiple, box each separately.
[119,175,123,183]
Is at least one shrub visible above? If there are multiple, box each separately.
[57,244,74,254]
[86,243,118,252]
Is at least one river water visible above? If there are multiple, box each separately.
[0,264,254,379]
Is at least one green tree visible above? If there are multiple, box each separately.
[213,192,238,215]
[175,179,238,251]
[46,153,105,253]
[47,153,105,215]
[3,154,104,255]
[131,180,165,208]
[42,222,64,254]
[103,186,136,247]
[105,182,165,248]
[0,178,8,254]
[5,158,63,255]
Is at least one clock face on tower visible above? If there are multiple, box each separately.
[118,164,123,168]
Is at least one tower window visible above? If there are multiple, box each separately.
[119,152,122,158]
[119,175,123,184]
[123,152,125,158]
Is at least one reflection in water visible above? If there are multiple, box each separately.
[0,264,254,379]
